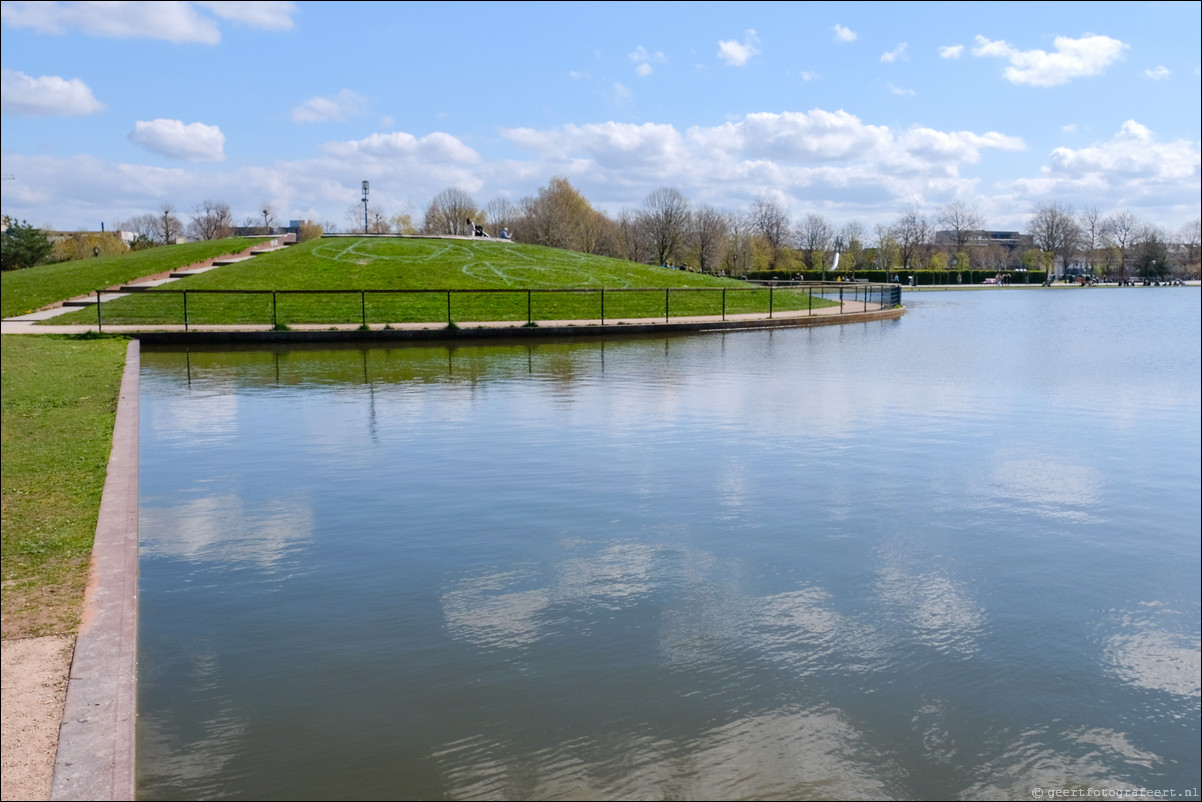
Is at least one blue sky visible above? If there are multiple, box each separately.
[2,1,1199,235]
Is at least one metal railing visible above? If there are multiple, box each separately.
[92,283,901,332]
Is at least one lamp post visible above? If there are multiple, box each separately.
[362,180,370,235]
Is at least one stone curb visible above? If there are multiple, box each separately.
[50,341,139,802]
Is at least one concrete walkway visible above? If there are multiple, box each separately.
[49,342,139,802]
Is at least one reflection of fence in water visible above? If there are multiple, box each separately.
[93,283,902,331]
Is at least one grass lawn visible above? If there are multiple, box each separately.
[1,334,129,638]
[52,238,832,326]
[2,237,269,319]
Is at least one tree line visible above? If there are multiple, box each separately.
[4,182,1200,278]
[343,179,1200,280]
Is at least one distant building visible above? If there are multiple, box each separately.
[45,229,138,246]
[934,230,1033,253]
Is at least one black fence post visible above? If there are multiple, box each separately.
[272,291,278,329]
[600,288,605,324]
[665,288,670,322]
[96,291,102,332]
[527,290,532,325]
[722,288,726,320]
[361,290,367,328]
[446,290,452,326]
[769,286,774,318]
[183,290,189,331]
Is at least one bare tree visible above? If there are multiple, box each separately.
[616,208,652,264]
[1179,218,1200,276]
[120,213,159,242]
[937,200,984,255]
[157,204,184,244]
[893,205,932,270]
[1028,201,1081,276]
[367,209,391,234]
[188,200,234,241]
[482,197,519,237]
[1101,210,1140,280]
[641,187,690,266]
[689,204,729,273]
[1078,206,1104,277]
[748,197,790,269]
[423,188,478,236]
[723,211,754,277]
[1133,225,1169,280]
[795,213,833,271]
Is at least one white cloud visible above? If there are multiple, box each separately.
[717,29,761,67]
[1047,120,1197,180]
[799,71,818,82]
[194,1,296,31]
[502,111,1024,197]
[16,108,1197,237]
[568,70,591,80]
[1004,120,1200,211]
[1143,66,1170,80]
[1,69,106,116]
[880,43,908,63]
[129,119,226,162]
[832,24,856,43]
[938,45,964,59]
[972,33,1128,87]
[628,45,666,77]
[888,83,916,96]
[291,89,368,123]
[0,0,298,44]
[322,130,480,164]
[608,82,633,104]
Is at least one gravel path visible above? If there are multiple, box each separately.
[1,636,73,801]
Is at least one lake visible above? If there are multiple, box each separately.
[136,288,1201,800]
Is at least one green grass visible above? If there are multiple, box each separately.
[1,334,129,638]
[1,237,270,318]
[51,237,832,326]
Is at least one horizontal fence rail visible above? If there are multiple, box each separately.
[92,283,902,332]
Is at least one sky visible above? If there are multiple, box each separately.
[1,0,1200,235]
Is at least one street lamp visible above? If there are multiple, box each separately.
[362,180,370,235]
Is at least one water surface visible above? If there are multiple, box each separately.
[137,289,1201,800]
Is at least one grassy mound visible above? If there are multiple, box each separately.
[54,238,830,326]
[1,237,270,319]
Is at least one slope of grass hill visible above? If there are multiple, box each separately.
[52,237,828,326]
[1,237,270,319]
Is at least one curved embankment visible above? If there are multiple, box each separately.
[125,303,905,344]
